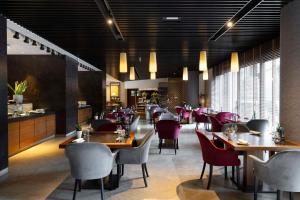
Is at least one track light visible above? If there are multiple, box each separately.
[13,32,20,39]
[32,40,37,46]
[24,37,29,43]
[40,44,45,50]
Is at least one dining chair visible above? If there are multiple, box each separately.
[246,119,269,133]
[175,106,184,121]
[152,111,163,131]
[128,115,140,133]
[156,120,181,154]
[215,112,233,123]
[91,119,113,130]
[117,132,154,187]
[249,150,300,200]
[181,109,191,123]
[65,143,115,200]
[195,130,240,189]
[209,116,223,132]
[194,112,210,130]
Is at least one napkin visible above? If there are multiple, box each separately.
[237,139,248,145]
[72,138,85,143]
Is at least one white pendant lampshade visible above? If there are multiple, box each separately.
[199,51,207,71]
[203,70,208,80]
[182,67,188,81]
[119,52,127,73]
[149,52,157,72]
[231,52,239,72]
[129,66,135,80]
[150,72,156,80]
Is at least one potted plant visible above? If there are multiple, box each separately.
[8,80,28,104]
[75,124,83,139]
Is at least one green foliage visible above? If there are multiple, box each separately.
[8,80,28,95]
[75,124,82,131]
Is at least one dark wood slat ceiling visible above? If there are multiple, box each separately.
[0,0,290,80]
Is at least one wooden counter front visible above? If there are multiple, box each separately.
[8,113,56,156]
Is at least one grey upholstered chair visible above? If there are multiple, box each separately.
[249,150,300,200]
[65,143,115,200]
[128,115,140,133]
[117,132,154,187]
[246,119,269,133]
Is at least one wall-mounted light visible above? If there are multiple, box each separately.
[129,66,135,80]
[203,70,208,80]
[230,52,239,72]
[149,51,157,72]
[199,51,207,71]
[182,67,188,81]
[119,52,128,73]
[13,32,19,39]
[150,72,156,80]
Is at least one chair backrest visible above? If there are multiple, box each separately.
[65,143,113,180]
[209,116,223,132]
[91,119,112,130]
[156,120,181,139]
[159,112,178,121]
[175,106,183,115]
[254,150,300,192]
[136,132,154,163]
[129,115,140,133]
[94,123,118,131]
[195,130,218,165]
[246,119,269,133]
[215,112,233,123]
[194,112,209,123]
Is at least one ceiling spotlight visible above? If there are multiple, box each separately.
[46,47,51,53]
[32,40,37,46]
[227,21,233,28]
[107,18,113,25]
[24,36,29,43]
[13,32,20,39]
[40,44,45,50]
[162,17,181,21]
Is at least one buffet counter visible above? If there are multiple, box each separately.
[8,112,56,156]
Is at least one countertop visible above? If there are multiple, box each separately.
[8,112,55,123]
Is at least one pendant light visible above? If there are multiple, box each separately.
[182,67,188,81]
[199,51,207,71]
[203,70,208,80]
[149,52,157,72]
[150,72,156,80]
[119,52,127,73]
[129,66,135,80]
[231,52,239,72]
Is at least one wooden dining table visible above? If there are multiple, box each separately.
[212,131,300,191]
[59,131,135,149]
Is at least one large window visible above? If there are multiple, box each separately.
[211,58,280,130]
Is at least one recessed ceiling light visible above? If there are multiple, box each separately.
[162,17,181,21]
[107,18,113,25]
[227,21,233,28]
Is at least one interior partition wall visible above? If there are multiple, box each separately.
[0,15,8,174]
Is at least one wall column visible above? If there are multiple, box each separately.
[184,71,199,106]
[280,0,300,142]
[0,16,8,175]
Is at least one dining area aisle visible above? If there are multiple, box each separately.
[0,121,298,200]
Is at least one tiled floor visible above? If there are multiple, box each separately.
[0,121,298,200]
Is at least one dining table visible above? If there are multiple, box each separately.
[212,131,300,192]
[59,130,136,190]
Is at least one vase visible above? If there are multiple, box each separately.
[76,131,83,139]
[13,95,23,104]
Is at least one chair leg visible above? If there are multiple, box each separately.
[207,164,213,190]
[144,163,149,177]
[176,139,179,149]
[277,190,281,200]
[121,164,124,176]
[100,178,104,200]
[117,164,121,180]
[236,166,240,189]
[196,123,199,130]
[289,192,293,200]
[142,164,148,187]
[159,139,162,154]
[224,166,228,179]
[200,162,206,180]
[254,175,258,200]
[73,179,78,200]
[174,139,177,155]
[231,166,235,180]
[78,179,81,192]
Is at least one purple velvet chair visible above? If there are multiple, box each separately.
[194,112,210,130]
[156,120,181,154]
[181,109,191,123]
[215,112,235,124]
[209,116,223,132]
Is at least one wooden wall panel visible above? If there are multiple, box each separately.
[34,116,46,141]
[20,120,35,149]
[46,115,56,136]
[0,16,8,171]
[8,122,19,156]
